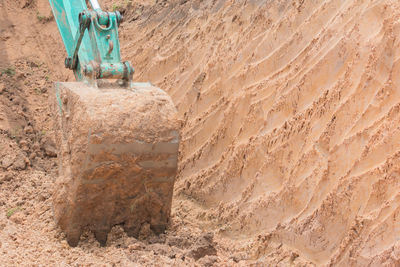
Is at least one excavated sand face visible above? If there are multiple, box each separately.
[117,0,400,265]
[50,82,180,246]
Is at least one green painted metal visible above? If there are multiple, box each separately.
[48,0,134,83]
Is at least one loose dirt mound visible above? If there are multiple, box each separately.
[1,0,400,266]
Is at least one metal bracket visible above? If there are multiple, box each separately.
[49,0,133,85]
[65,11,91,70]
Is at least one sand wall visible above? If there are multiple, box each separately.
[117,0,400,265]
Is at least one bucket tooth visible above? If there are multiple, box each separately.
[50,82,180,246]
[94,229,109,246]
[66,226,83,247]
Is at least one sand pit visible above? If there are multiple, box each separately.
[0,0,399,265]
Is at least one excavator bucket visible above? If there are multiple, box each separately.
[50,82,180,246]
[47,0,180,246]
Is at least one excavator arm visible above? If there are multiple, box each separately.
[49,0,134,83]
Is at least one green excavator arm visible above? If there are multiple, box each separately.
[48,0,134,84]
